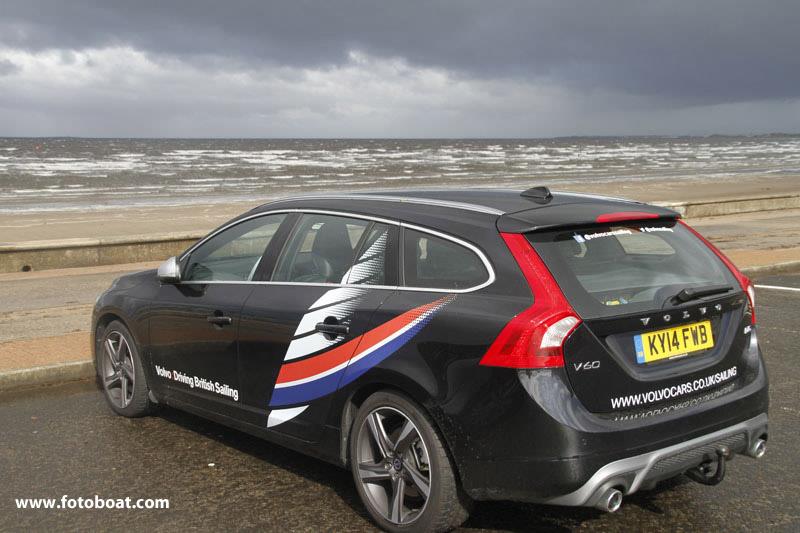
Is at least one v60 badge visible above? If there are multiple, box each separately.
[573,361,600,371]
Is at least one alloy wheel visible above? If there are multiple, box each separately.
[101,331,135,408]
[355,406,432,526]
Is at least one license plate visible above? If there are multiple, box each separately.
[634,320,714,364]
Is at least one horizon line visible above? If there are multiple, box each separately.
[1,132,799,141]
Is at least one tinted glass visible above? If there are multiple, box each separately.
[403,229,489,290]
[273,214,369,283]
[529,221,738,319]
[183,214,286,281]
[345,223,390,286]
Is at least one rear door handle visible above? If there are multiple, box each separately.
[315,321,349,337]
[207,315,233,326]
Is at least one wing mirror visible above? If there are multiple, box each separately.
[157,256,181,283]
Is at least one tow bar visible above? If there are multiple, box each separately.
[686,445,730,486]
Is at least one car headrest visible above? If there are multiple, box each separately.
[312,221,355,273]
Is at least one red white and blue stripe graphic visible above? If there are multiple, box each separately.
[268,295,454,408]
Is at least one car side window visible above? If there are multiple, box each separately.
[403,228,489,290]
[183,214,286,282]
[344,223,391,286]
[272,214,370,284]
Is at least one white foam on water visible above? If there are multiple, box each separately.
[163,149,227,155]
[3,137,800,214]
[381,175,434,181]
[9,159,145,173]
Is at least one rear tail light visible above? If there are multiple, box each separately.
[747,284,756,311]
[679,220,756,324]
[745,281,756,323]
[479,233,581,369]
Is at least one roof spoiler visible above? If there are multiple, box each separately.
[497,202,681,233]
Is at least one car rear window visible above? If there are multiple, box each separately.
[528,220,739,319]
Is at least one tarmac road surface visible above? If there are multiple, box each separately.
[1,274,799,532]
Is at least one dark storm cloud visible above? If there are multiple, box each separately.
[2,0,799,105]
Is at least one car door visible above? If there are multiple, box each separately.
[148,213,289,419]
[349,225,496,392]
[237,212,399,441]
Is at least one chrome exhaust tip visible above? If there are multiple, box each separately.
[750,438,767,459]
[595,488,623,513]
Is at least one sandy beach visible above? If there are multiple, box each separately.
[2,174,798,244]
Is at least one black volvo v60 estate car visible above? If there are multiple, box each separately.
[93,187,768,532]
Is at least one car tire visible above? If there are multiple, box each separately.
[350,391,471,533]
[97,320,153,417]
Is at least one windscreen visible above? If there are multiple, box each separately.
[528,220,739,319]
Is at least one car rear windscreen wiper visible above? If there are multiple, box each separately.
[673,284,733,304]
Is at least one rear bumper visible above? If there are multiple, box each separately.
[451,360,768,503]
[547,412,768,508]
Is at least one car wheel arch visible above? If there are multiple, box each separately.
[94,312,125,351]
[93,312,140,370]
[337,379,465,488]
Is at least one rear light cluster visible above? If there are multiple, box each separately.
[679,220,757,324]
[479,233,581,369]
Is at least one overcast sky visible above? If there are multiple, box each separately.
[1,0,799,137]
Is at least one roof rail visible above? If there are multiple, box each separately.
[263,194,505,216]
